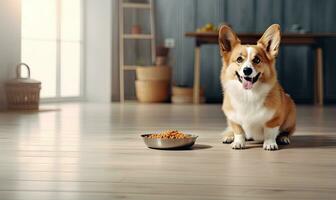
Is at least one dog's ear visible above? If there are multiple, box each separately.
[218,25,240,56]
[257,24,281,58]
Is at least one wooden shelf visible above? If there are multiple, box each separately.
[122,3,151,9]
[119,0,156,102]
[123,34,153,39]
[123,65,138,70]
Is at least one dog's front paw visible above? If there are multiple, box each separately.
[231,135,245,149]
[222,130,234,143]
[231,141,246,149]
[263,140,278,151]
[223,135,234,143]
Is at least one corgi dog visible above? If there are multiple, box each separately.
[219,24,296,150]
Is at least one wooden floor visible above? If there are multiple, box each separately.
[0,103,336,200]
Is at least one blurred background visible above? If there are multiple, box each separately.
[152,0,336,104]
[124,0,336,104]
[0,0,335,110]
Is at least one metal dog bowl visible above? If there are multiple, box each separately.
[141,134,198,149]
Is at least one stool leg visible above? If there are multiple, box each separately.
[315,48,323,106]
[193,47,201,104]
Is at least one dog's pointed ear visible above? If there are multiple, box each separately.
[218,25,240,56]
[257,24,281,58]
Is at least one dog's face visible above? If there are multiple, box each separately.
[219,24,281,89]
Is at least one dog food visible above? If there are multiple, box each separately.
[147,130,190,139]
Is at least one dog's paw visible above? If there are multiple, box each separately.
[223,135,234,143]
[222,129,234,143]
[231,141,246,149]
[277,136,290,145]
[263,140,279,151]
[231,135,246,149]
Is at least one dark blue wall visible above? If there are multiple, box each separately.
[155,0,336,103]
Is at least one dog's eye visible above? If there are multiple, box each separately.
[236,56,244,63]
[252,56,261,64]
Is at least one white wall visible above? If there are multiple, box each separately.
[84,0,112,102]
[0,0,21,109]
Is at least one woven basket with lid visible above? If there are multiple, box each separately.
[5,63,41,110]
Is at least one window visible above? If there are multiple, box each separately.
[21,0,83,99]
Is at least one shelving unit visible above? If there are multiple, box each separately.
[119,0,156,102]
[122,2,151,9]
[123,34,154,39]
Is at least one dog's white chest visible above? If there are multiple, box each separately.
[224,81,275,127]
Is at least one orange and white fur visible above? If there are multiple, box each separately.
[219,24,296,150]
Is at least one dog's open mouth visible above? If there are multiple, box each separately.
[235,71,261,89]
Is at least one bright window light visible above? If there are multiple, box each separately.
[21,0,82,98]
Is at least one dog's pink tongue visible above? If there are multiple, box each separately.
[243,80,253,89]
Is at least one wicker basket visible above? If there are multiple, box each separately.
[171,86,205,104]
[135,80,170,103]
[136,66,172,81]
[172,86,205,96]
[5,63,41,110]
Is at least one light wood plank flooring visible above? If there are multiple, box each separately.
[0,103,335,200]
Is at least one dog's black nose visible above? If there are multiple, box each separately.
[243,67,253,76]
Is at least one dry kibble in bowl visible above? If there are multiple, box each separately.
[141,130,198,149]
[147,130,190,139]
